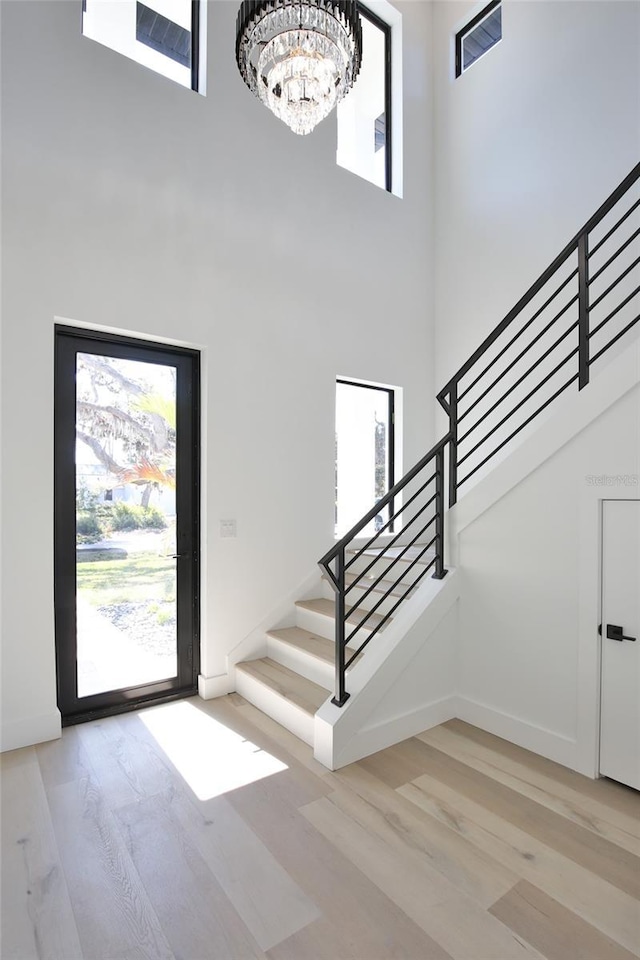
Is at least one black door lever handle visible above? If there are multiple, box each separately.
[606,623,637,642]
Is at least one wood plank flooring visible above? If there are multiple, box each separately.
[2,699,639,960]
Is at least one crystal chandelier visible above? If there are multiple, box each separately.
[236,0,363,136]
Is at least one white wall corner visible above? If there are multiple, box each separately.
[225,567,324,670]
[198,672,233,700]
[1,710,62,753]
[453,695,579,771]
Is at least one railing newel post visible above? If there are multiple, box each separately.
[331,547,349,707]
[433,445,447,580]
[448,385,459,507]
[578,232,590,389]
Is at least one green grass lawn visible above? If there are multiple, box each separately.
[76,553,176,607]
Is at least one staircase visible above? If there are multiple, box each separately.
[235,544,435,746]
[232,163,640,768]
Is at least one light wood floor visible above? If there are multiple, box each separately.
[2,696,639,960]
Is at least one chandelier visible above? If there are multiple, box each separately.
[236,0,363,136]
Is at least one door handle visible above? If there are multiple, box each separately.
[164,553,187,559]
[606,623,636,642]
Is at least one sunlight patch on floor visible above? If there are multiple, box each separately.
[140,701,288,800]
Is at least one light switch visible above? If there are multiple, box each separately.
[220,519,237,538]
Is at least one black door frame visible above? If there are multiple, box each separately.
[54,325,200,725]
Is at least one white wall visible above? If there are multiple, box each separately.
[432,0,640,395]
[0,0,436,749]
[456,383,640,774]
[429,0,640,777]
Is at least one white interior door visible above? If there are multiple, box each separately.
[600,499,640,790]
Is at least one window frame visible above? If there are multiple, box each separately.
[81,0,202,94]
[189,0,200,93]
[356,3,392,194]
[455,0,501,79]
[335,377,396,536]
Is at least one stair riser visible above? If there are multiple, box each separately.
[235,669,319,746]
[295,604,372,649]
[321,578,404,618]
[345,553,435,588]
[266,635,334,691]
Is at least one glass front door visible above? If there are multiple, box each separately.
[55,328,199,723]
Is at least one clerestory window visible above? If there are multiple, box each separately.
[337,1,402,196]
[455,0,502,77]
[82,0,203,92]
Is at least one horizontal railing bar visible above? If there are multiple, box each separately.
[345,512,438,611]
[458,319,579,445]
[344,555,438,668]
[589,256,640,312]
[457,270,578,404]
[458,347,579,467]
[437,162,640,399]
[347,563,423,618]
[345,541,438,647]
[588,226,640,286]
[589,197,640,258]
[458,295,579,422]
[344,492,438,585]
[458,373,580,488]
[345,517,438,619]
[589,286,640,340]
[589,314,640,366]
[319,433,451,570]
[343,472,437,572]
[345,533,437,640]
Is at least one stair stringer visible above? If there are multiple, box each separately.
[314,569,460,770]
[447,335,640,561]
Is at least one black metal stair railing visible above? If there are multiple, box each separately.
[438,161,640,507]
[318,434,450,705]
[321,162,640,707]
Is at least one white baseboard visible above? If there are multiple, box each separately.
[1,709,62,753]
[198,672,233,700]
[331,696,457,769]
[454,695,578,770]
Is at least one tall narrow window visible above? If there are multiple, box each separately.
[337,5,391,193]
[455,0,502,77]
[83,0,202,92]
[335,379,395,538]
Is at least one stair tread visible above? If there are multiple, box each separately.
[296,597,389,631]
[267,626,335,664]
[331,572,418,599]
[236,658,328,715]
[348,544,436,564]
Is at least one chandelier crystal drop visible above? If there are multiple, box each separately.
[236,1,363,136]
